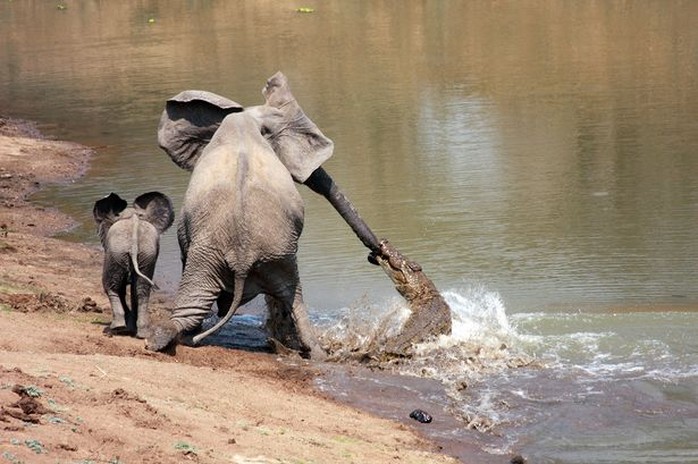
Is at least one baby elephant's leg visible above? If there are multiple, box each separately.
[103,258,131,334]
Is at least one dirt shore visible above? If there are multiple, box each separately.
[0,117,461,464]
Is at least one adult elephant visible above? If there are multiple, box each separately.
[93,192,174,338]
[146,72,370,359]
[147,72,452,359]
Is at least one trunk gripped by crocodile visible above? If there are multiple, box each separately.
[304,168,452,357]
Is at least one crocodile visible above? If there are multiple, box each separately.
[369,239,452,356]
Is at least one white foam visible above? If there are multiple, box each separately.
[510,311,697,383]
[317,295,412,355]
[446,287,514,342]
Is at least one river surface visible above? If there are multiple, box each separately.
[2,1,698,462]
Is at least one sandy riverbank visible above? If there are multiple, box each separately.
[0,116,466,464]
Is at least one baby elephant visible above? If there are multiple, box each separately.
[93,192,174,338]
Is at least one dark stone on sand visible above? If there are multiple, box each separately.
[409,409,432,423]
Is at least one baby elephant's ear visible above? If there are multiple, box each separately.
[93,193,128,224]
[133,192,175,233]
[158,90,243,171]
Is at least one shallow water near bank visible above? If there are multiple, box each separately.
[202,286,698,462]
[3,1,698,461]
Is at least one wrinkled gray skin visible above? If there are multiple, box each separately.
[146,72,335,359]
[94,192,174,338]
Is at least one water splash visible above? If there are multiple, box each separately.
[318,295,412,360]
[398,287,538,431]
[318,285,538,432]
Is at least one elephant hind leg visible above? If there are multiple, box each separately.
[106,283,132,335]
[133,276,155,339]
[103,255,133,335]
[264,294,300,350]
[146,253,225,351]
[191,275,246,345]
[127,275,139,335]
[264,289,325,360]
[262,258,326,360]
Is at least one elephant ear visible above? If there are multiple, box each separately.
[93,193,128,245]
[260,71,334,183]
[158,90,244,171]
[133,192,175,233]
[93,193,128,225]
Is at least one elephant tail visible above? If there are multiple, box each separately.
[191,274,246,345]
[130,213,157,289]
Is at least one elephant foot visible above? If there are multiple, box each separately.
[105,323,134,337]
[171,323,201,347]
[267,337,327,361]
[300,339,327,361]
[265,325,327,360]
[145,321,180,351]
[267,338,298,357]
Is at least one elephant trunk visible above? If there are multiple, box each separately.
[304,167,380,253]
